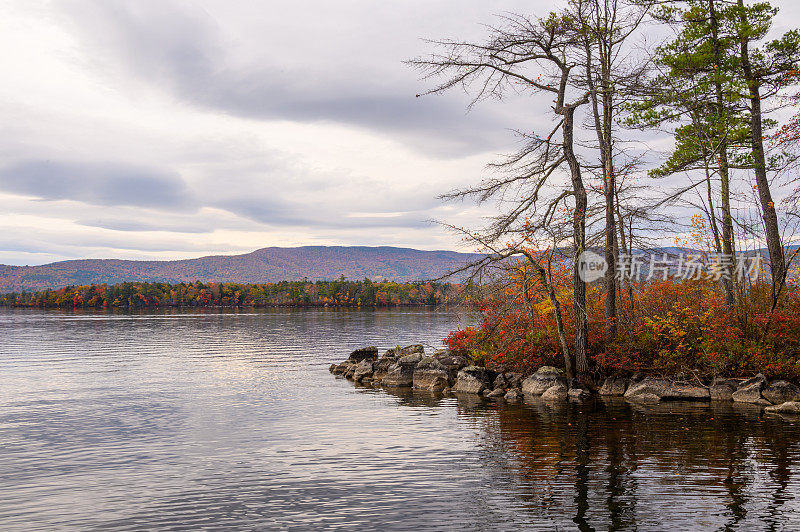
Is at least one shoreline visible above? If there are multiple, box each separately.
[331,345,800,417]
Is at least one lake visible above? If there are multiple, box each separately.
[1,308,800,530]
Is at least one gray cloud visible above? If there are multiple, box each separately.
[0,159,197,210]
[59,0,533,158]
[76,218,213,233]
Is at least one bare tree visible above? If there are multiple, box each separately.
[409,11,593,376]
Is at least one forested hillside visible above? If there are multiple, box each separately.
[0,246,481,292]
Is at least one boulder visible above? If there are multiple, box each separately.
[344,364,358,379]
[732,374,770,405]
[762,381,800,405]
[331,363,351,376]
[486,387,506,398]
[453,366,494,394]
[504,372,524,389]
[623,378,709,403]
[352,360,375,383]
[522,366,566,396]
[329,363,337,373]
[347,346,378,363]
[541,383,569,401]
[709,378,740,401]
[384,344,425,358]
[599,375,629,397]
[765,401,800,414]
[398,352,424,368]
[433,354,468,384]
[493,373,509,390]
[504,389,523,401]
[413,368,450,392]
[568,388,591,401]
[371,357,396,383]
[381,364,414,387]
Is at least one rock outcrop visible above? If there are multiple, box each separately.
[330,347,800,415]
[731,374,770,405]
[623,378,709,403]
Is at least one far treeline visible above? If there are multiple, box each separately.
[411,0,800,380]
[0,279,463,309]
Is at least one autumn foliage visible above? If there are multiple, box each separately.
[0,279,462,309]
[445,258,800,380]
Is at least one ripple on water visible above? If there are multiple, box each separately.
[1,308,800,530]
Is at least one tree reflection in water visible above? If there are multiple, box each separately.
[375,386,800,530]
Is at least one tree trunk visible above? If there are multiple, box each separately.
[709,0,736,305]
[562,103,589,376]
[737,0,786,298]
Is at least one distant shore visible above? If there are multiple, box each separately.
[0,279,464,309]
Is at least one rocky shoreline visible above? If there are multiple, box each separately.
[330,345,800,415]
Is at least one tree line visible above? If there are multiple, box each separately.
[0,279,462,309]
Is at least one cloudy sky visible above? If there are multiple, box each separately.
[1,0,798,266]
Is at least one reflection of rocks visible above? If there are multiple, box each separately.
[765,401,800,414]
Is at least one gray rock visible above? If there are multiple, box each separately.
[568,388,591,401]
[381,364,414,387]
[541,383,569,401]
[522,366,566,396]
[347,346,378,363]
[732,374,770,405]
[493,373,509,390]
[352,360,375,383]
[599,375,629,396]
[331,363,351,376]
[709,378,740,401]
[398,352,424,368]
[486,387,506,398]
[453,366,493,394]
[504,388,523,401]
[623,378,709,403]
[763,380,800,405]
[329,363,337,373]
[765,401,800,414]
[384,344,425,358]
[413,368,450,392]
[504,372,524,389]
[371,357,396,383]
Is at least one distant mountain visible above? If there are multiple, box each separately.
[0,246,484,292]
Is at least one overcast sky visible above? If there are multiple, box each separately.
[1,0,798,266]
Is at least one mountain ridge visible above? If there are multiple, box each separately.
[0,246,484,292]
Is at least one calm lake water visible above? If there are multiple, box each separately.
[2,308,800,530]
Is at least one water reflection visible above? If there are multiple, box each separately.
[376,386,800,530]
[2,308,800,531]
